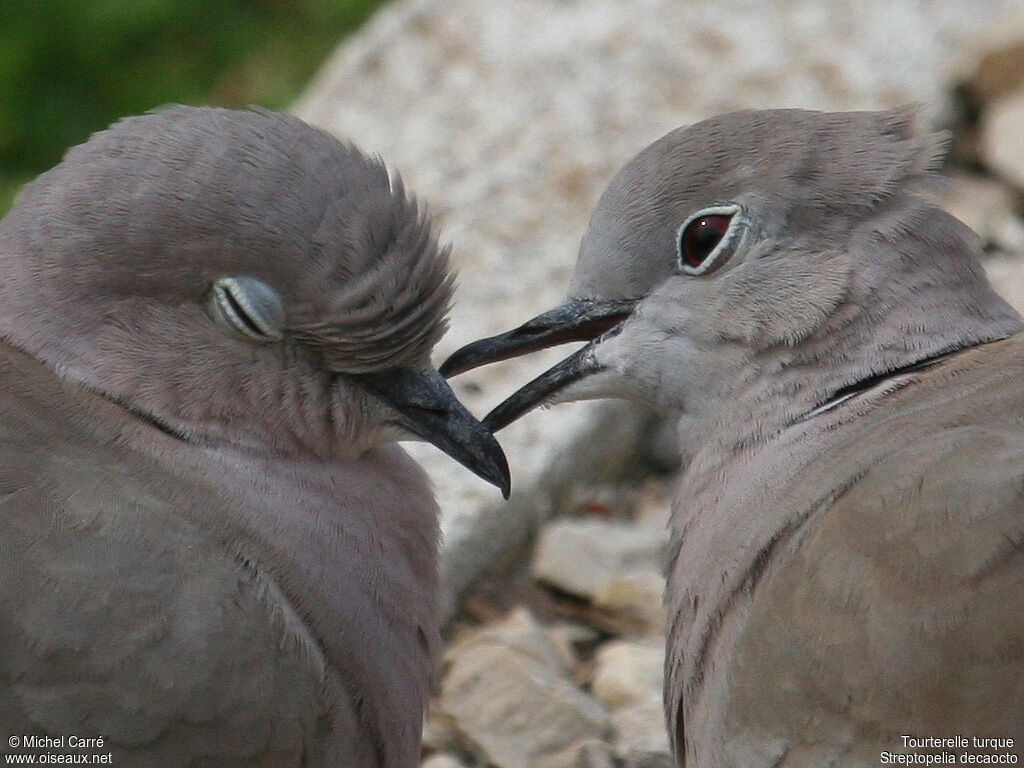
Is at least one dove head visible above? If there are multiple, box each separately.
[0,105,509,495]
[442,108,1022,439]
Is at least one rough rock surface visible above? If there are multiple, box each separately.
[436,609,611,768]
[427,479,678,767]
[941,171,1024,254]
[533,740,617,768]
[292,2,1024,765]
[983,91,1024,188]
[591,640,664,711]
[609,697,672,761]
[294,0,1024,623]
[421,756,470,768]
[531,519,667,600]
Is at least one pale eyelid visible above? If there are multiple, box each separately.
[676,203,749,277]
[206,276,286,343]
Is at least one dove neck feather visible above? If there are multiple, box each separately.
[661,209,1023,760]
[667,206,1024,461]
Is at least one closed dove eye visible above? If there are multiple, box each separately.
[206,276,285,343]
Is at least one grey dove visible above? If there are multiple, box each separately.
[442,108,1024,765]
[0,105,509,767]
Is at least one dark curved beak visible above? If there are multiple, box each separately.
[482,333,612,432]
[439,299,637,432]
[356,367,511,498]
[439,299,636,378]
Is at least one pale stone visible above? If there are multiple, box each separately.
[548,621,603,668]
[942,172,1024,254]
[591,639,665,711]
[444,606,568,674]
[951,15,1024,104]
[593,570,668,635]
[620,752,675,768]
[421,708,460,754]
[421,755,469,768]
[609,695,672,760]
[532,738,616,768]
[532,519,666,600]
[985,255,1024,314]
[439,609,610,768]
[983,91,1024,190]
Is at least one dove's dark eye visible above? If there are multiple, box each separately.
[206,276,285,343]
[677,204,745,276]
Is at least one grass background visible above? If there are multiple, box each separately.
[0,0,387,214]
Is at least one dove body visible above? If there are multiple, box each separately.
[442,109,1024,765]
[0,344,436,766]
[0,106,508,766]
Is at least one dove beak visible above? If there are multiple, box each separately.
[439,299,637,432]
[357,367,511,498]
[439,299,636,378]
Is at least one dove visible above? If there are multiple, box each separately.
[0,105,509,767]
[441,108,1024,765]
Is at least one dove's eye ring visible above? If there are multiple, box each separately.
[206,276,286,343]
[677,204,747,276]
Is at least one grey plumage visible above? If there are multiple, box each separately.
[0,105,508,767]
[442,108,1024,764]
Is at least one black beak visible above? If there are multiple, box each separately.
[439,299,636,378]
[356,367,511,498]
[439,299,637,433]
[482,334,611,432]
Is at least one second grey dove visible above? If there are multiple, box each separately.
[442,108,1024,766]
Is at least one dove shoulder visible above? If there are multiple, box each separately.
[667,333,1024,766]
[0,341,437,767]
[0,346,327,765]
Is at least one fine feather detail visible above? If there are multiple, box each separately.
[6,105,455,376]
[290,182,455,373]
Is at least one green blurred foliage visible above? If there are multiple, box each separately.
[0,0,385,213]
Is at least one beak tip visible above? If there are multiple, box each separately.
[487,445,512,499]
[357,366,511,497]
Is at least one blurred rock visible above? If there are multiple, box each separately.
[438,609,610,768]
[942,172,1024,254]
[592,570,668,635]
[982,91,1024,190]
[985,255,1024,311]
[421,755,469,768]
[532,519,667,600]
[447,606,571,674]
[591,639,665,711]
[620,751,675,768]
[532,739,616,768]
[609,696,672,761]
[952,16,1024,107]
[422,708,461,754]
[549,621,604,654]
